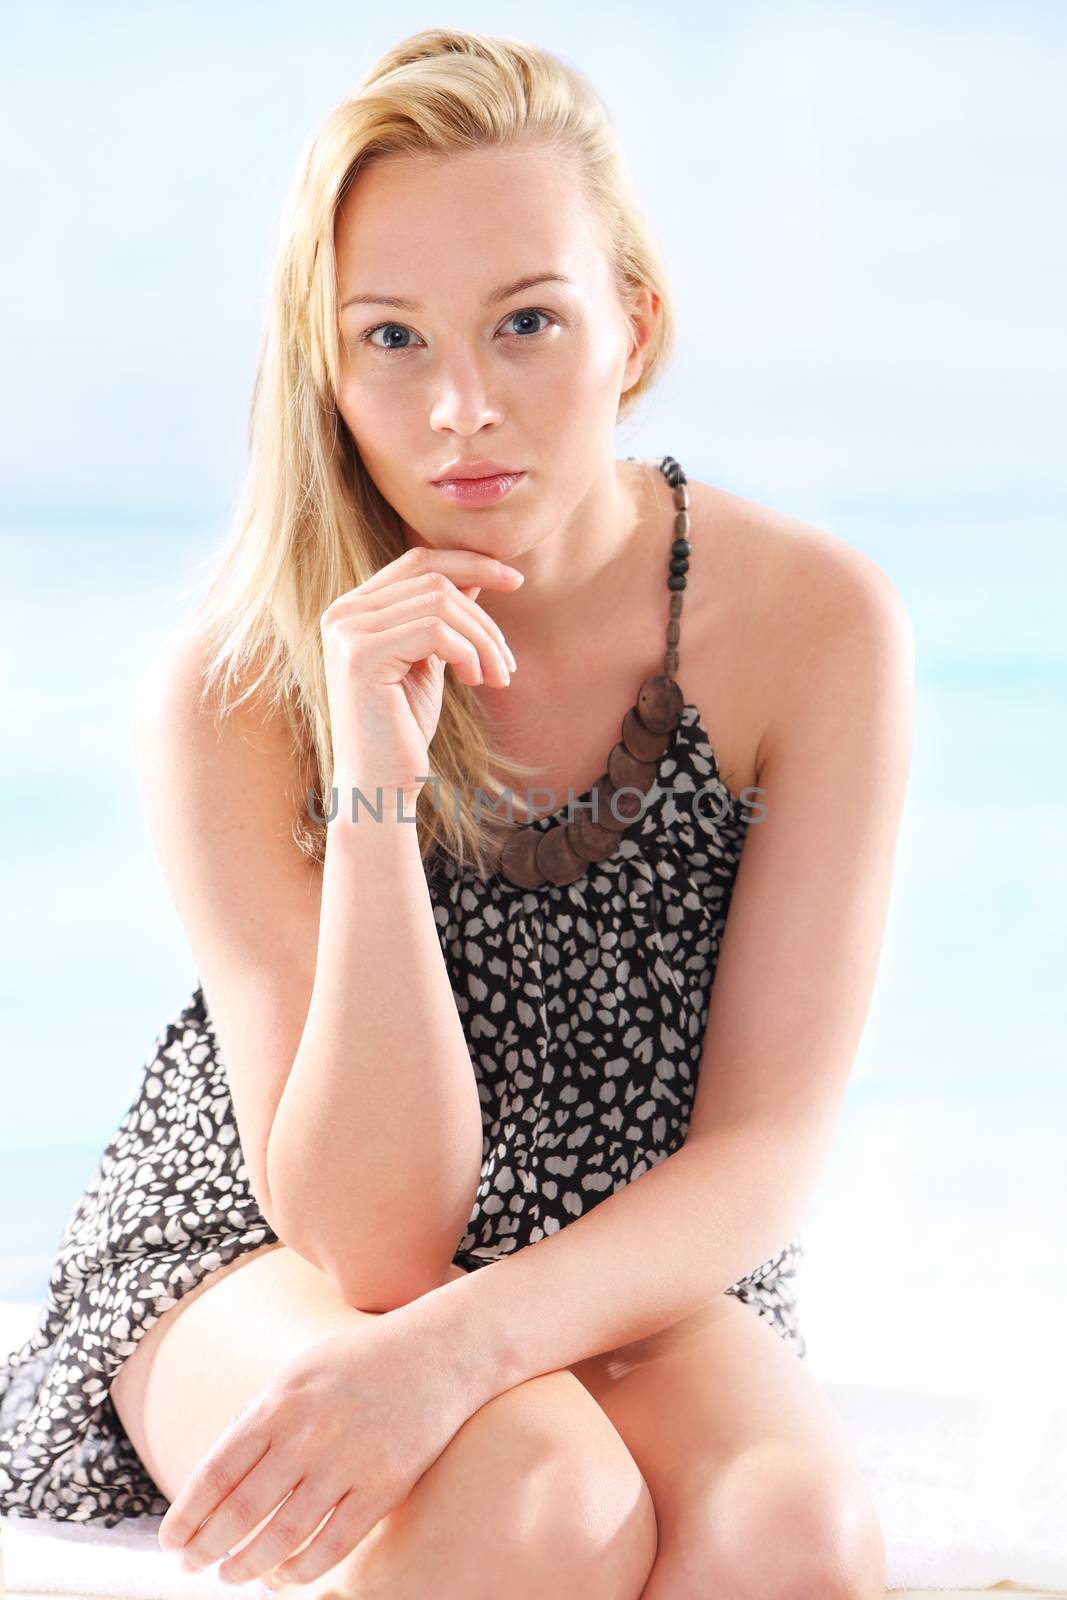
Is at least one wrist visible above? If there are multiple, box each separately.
[328,773,426,824]
[390,1263,515,1412]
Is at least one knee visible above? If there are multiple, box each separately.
[363,1370,658,1600]
[463,1371,657,1600]
[517,1434,659,1600]
[671,1451,886,1600]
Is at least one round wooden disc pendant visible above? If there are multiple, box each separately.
[636,674,684,735]
[499,826,547,888]
[622,705,670,763]
[535,823,589,885]
[606,740,658,796]
[569,808,624,862]
[591,773,644,831]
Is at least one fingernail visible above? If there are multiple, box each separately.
[505,645,517,671]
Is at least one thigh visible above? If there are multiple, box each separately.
[110,1240,362,1498]
[568,1291,886,1599]
[111,1248,657,1597]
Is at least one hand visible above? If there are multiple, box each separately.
[320,546,523,805]
[156,1300,488,1589]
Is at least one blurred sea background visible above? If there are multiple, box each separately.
[1,3,1064,1398]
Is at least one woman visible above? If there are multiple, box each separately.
[0,27,912,1599]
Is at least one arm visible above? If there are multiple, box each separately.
[389,552,916,1392]
[134,626,484,1316]
[268,802,485,1311]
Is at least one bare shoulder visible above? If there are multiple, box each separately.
[133,620,320,847]
[131,615,322,943]
[689,481,914,778]
[134,620,297,775]
[694,479,910,630]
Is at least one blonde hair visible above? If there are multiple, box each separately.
[189,26,677,881]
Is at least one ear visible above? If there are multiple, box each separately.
[620,285,660,394]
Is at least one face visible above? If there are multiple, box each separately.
[332,142,652,564]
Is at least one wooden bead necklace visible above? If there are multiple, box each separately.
[496,454,691,889]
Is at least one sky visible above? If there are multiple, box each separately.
[1,1,1064,536]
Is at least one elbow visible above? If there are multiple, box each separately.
[267,1177,466,1314]
[334,1273,442,1316]
[264,1197,406,1312]
[329,1226,470,1312]
[264,1130,478,1312]
[313,1250,461,1315]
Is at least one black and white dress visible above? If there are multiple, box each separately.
[0,705,806,1529]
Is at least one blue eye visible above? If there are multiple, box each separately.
[505,309,552,339]
[360,307,557,355]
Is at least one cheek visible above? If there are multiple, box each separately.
[336,374,412,444]
[551,330,628,406]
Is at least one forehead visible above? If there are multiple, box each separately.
[334,144,607,295]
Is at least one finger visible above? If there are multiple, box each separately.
[177,1451,305,1577]
[215,1476,340,1587]
[347,549,524,601]
[354,590,512,685]
[334,571,515,674]
[156,1415,271,1554]
[269,1486,372,1589]
[343,616,493,689]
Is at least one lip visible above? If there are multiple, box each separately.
[432,471,526,507]
[431,460,522,482]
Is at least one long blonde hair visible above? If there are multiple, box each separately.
[189,27,677,881]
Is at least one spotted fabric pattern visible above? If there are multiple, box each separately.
[0,704,805,1527]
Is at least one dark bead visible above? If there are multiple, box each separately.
[669,556,690,575]
[671,538,691,559]
[667,574,687,591]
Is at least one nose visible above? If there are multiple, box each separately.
[427,349,504,436]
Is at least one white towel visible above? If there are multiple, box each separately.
[829,1376,1067,1593]
[1,1507,271,1597]
[2,1283,1066,1595]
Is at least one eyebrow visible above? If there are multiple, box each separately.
[340,272,577,313]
